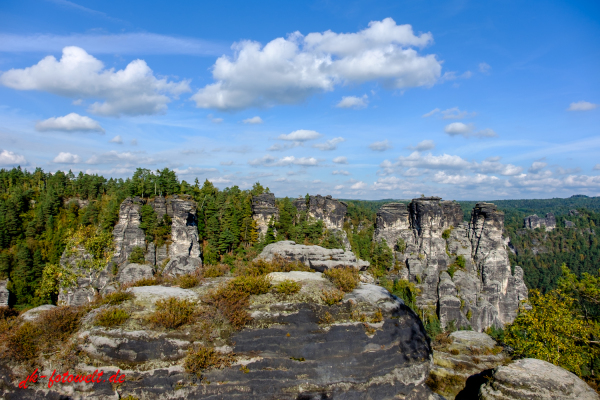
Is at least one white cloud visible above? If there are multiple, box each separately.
[336,95,368,109]
[409,139,435,151]
[220,161,234,166]
[0,149,27,166]
[594,164,600,170]
[333,156,348,164]
[242,116,263,124]
[422,108,440,117]
[475,158,523,176]
[351,181,367,189]
[473,128,497,138]
[334,185,344,190]
[209,177,232,184]
[86,150,156,165]
[390,151,471,170]
[268,142,302,151]
[422,107,474,119]
[110,135,123,144]
[313,137,345,151]
[278,129,322,141]
[248,155,319,167]
[0,46,190,116]
[173,167,218,175]
[568,101,597,111]
[191,18,441,110]
[207,114,223,123]
[433,171,499,185]
[35,112,105,133]
[332,170,350,175]
[528,161,547,173]
[53,152,81,163]
[479,62,491,74]
[369,139,392,151]
[444,122,496,138]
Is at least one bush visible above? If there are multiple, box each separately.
[228,275,271,295]
[149,297,197,329]
[176,273,201,289]
[203,264,229,278]
[6,322,40,362]
[321,288,345,306]
[0,306,19,320]
[442,228,452,240]
[131,277,160,287]
[238,256,309,277]
[95,308,130,327]
[455,255,466,269]
[387,279,420,313]
[96,291,134,306]
[128,246,146,264]
[323,267,360,292]
[275,280,302,295]
[184,345,235,376]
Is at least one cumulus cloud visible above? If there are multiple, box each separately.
[369,140,392,151]
[242,116,263,124]
[408,140,435,151]
[313,137,345,151]
[35,112,105,133]
[334,185,344,190]
[479,62,491,74]
[433,171,499,185]
[528,161,547,173]
[444,122,497,138]
[332,170,350,175]
[278,129,321,141]
[568,101,597,111]
[333,156,348,164]
[248,155,319,167]
[0,46,190,116]
[191,18,441,110]
[351,181,367,190]
[110,135,123,144]
[336,95,368,109]
[53,152,81,163]
[383,152,471,173]
[0,149,27,166]
[209,177,232,184]
[475,157,523,176]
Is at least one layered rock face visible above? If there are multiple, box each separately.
[0,280,9,306]
[524,213,556,230]
[374,198,528,331]
[251,193,279,239]
[112,197,146,266]
[258,240,370,271]
[293,194,351,249]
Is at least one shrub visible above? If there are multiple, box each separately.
[323,267,359,292]
[447,264,456,278]
[203,264,229,278]
[371,309,383,323]
[149,297,197,329]
[128,246,146,264]
[238,256,309,277]
[176,273,201,289]
[96,291,134,306]
[395,237,406,253]
[275,280,302,295]
[131,277,160,287]
[95,308,130,327]
[321,288,345,306]
[425,372,465,395]
[455,255,466,269]
[0,306,19,320]
[319,311,334,324]
[184,345,235,376]
[442,228,452,240]
[228,275,271,295]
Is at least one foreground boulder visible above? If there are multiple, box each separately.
[475,358,599,399]
[257,240,370,270]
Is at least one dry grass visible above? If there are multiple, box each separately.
[371,309,383,323]
[128,277,161,287]
[321,288,345,306]
[236,255,310,277]
[426,372,466,395]
[275,280,302,295]
[184,345,236,376]
[0,306,19,320]
[203,264,229,278]
[175,273,202,289]
[323,267,360,292]
[94,308,130,327]
[95,291,134,306]
[319,311,334,324]
[148,297,197,329]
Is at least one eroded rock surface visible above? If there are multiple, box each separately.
[112,197,146,266]
[257,240,370,271]
[523,213,556,231]
[0,279,8,306]
[251,193,279,239]
[21,304,57,321]
[477,358,599,400]
[118,263,155,284]
[374,198,528,332]
[294,194,351,249]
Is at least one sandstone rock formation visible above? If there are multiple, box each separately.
[118,263,154,284]
[374,198,528,331]
[112,197,146,266]
[564,219,576,228]
[0,280,8,306]
[21,304,57,321]
[251,192,279,239]
[257,240,370,271]
[293,194,351,249]
[523,213,556,231]
[476,358,599,399]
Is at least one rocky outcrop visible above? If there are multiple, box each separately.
[524,213,556,231]
[21,304,57,321]
[251,193,279,239]
[168,195,202,260]
[112,197,146,266]
[118,263,155,284]
[162,255,202,277]
[294,194,351,249]
[475,358,599,399]
[374,197,528,332]
[564,219,576,228]
[257,240,369,271]
[0,280,8,306]
[4,272,439,399]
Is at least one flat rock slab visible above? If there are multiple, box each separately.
[119,263,155,284]
[345,283,404,312]
[21,304,57,321]
[267,271,326,283]
[450,330,496,349]
[479,358,599,399]
[129,286,199,305]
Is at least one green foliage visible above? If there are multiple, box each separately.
[94,308,130,327]
[395,237,406,253]
[128,246,146,264]
[442,228,452,240]
[383,279,420,313]
[485,325,505,342]
[275,280,302,295]
[323,267,360,292]
[149,297,197,329]
[202,264,229,278]
[96,291,134,306]
[184,345,235,376]
[176,273,201,289]
[321,288,345,305]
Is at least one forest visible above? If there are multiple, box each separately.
[1,166,599,309]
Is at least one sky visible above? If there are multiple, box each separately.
[0,0,599,200]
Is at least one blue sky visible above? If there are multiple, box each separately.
[0,0,598,200]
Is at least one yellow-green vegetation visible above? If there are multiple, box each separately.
[202,264,229,278]
[319,311,334,324]
[130,277,160,287]
[3,306,82,363]
[323,267,360,292]
[442,228,452,240]
[96,291,134,306]
[184,345,235,376]
[207,275,271,329]
[275,279,302,295]
[128,246,146,264]
[148,297,197,329]
[94,308,130,327]
[238,255,310,277]
[175,273,201,289]
[447,255,466,278]
[371,309,383,323]
[504,264,600,380]
[321,288,345,306]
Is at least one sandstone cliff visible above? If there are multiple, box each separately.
[374,198,528,331]
[0,280,8,306]
[293,194,351,249]
[251,193,279,239]
[524,212,556,231]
